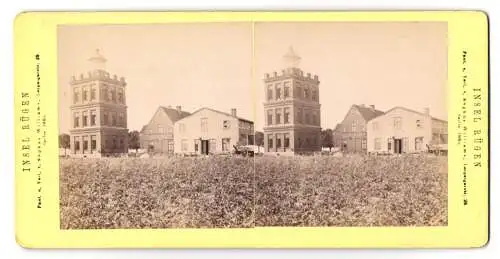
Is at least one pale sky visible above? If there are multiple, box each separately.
[58,22,447,134]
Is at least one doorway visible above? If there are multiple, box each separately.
[201,140,209,155]
[394,138,402,154]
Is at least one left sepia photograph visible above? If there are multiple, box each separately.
[57,23,255,229]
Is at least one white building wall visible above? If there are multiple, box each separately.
[366,107,433,154]
[173,108,240,154]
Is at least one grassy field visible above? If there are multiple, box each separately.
[60,155,447,229]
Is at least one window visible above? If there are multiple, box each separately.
[276,109,281,124]
[267,85,273,100]
[284,84,290,98]
[305,112,310,124]
[404,137,409,153]
[372,122,378,131]
[103,112,108,126]
[103,87,109,101]
[374,138,381,150]
[276,84,281,99]
[284,108,290,124]
[194,140,199,152]
[73,112,80,128]
[312,113,317,125]
[179,123,186,133]
[83,136,89,150]
[209,139,216,153]
[73,88,79,104]
[388,138,392,151]
[415,137,424,151]
[362,139,367,149]
[416,119,422,128]
[267,135,273,151]
[118,113,124,127]
[223,120,231,129]
[158,125,164,134]
[222,138,230,151]
[248,135,255,145]
[297,109,302,123]
[441,134,448,144]
[201,118,208,132]
[74,137,80,150]
[111,88,116,102]
[267,110,273,125]
[284,134,290,148]
[296,85,302,98]
[90,87,96,100]
[111,112,117,126]
[82,111,88,127]
[168,141,174,152]
[112,136,117,149]
[120,139,124,149]
[304,88,309,99]
[394,117,402,129]
[118,89,123,103]
[91,135,97,150]
[83,88,88,101]
[276,135,282,148]
[351,121,357,132]
[90,110,96,126]
[312,90,317,101]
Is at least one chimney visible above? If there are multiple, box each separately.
[176,106,182,112]
[423,107,430,116]
[231,108,237,117]
[369,105,375,110]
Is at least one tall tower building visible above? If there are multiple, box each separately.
[69,49,128,156]
[263,47,321,153]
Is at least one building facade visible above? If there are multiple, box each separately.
[263,47,321,153]
[366,107,448,154]
[333,104,384,153]
[173,108,254,155]
[69,49,129,156]
[139,106,191,154]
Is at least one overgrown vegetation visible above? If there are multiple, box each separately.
[60,155,447,229]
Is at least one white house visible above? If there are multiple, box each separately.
[173,107,254,155]
[366,107,447,154]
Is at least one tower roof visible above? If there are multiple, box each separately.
[283,46,301,68]
[88,49,107,70]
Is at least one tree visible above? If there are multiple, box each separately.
[321,128,334,151]
[255,131,264,152]
[59,133,70,156]
[128,130,141,153]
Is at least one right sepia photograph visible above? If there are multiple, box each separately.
[253,22,448,227]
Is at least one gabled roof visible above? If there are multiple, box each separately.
[178,107,254,124]
[353,104,385,121]
[380,106,447,123]
[140,106,191,133]
[159,106,191,123]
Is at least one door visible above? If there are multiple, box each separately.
[201,140,209,155]
[394,139,402,154]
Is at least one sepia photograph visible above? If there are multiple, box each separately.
[58,23,256,228]
[58,21,448,229]
[253,22,448,227]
